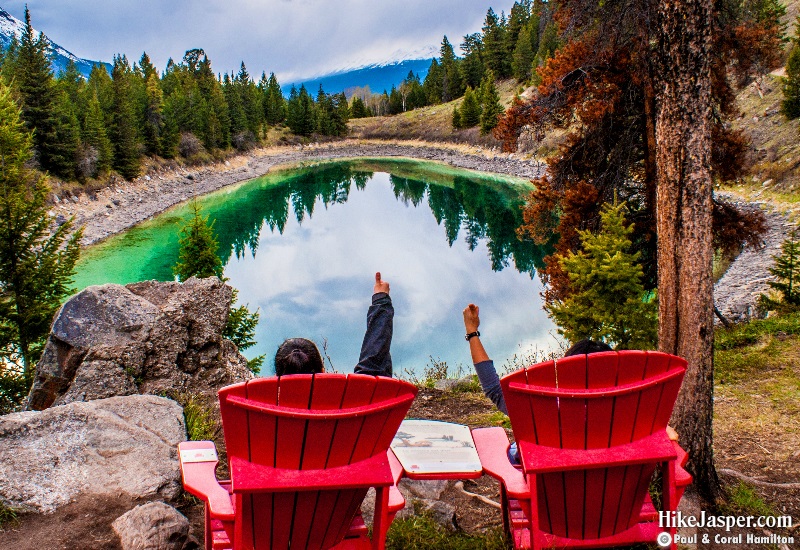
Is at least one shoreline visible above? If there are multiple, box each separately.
[55,139,788,322]
[54,140,544,246]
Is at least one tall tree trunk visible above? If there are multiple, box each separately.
[655,0,721,502]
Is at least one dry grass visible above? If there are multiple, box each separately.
[348,80,524,149]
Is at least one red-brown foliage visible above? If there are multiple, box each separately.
[499,0,775,305]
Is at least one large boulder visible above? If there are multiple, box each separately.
[0,395,186,513]
[25,277,253,410]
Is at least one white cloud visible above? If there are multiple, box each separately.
[9,1,514,80]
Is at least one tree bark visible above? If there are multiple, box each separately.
[655,0,721,502]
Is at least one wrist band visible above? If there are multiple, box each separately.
[465,331,480,341]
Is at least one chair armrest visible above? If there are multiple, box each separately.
[472,428,529,499]
[230,452,394,493]
[520,431,678,473]
[387,450,406,513]
[178,441,235,521]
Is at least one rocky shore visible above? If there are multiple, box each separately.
[56,139,790,321]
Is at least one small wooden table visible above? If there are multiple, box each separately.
[390,419,483,480]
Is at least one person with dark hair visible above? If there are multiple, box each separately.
[274,272,394,377]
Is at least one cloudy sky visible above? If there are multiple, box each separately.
[5,1,514,82]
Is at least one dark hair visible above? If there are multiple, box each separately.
[274,338,324,376]
[564,338,613,357]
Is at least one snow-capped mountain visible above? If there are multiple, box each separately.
[281,46,439,97]
[0,7,109,77]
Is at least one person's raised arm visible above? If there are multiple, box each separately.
[464,304,507,414]
[355,272,394,377]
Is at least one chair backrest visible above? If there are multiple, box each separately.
[501,350,686,540]
[219,373,417,550]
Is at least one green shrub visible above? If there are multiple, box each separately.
[386,509,507,550]
[182,395,218,441]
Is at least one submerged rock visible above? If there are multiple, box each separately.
[25,277,252,411]
[0,395,186,513]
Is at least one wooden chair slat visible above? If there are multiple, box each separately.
[586,352,620,387]
[554,355,589,389]
[582,469,607,539]
[563,470,586,539]
[616,350,648,383]
[558,397,587,449]
[541,473,567,537]
[586,396,614,449]
[219,383,250,461]
[598,467,626,538]
[303,375,349,469]
[245,379,280,466]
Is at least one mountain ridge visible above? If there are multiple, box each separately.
[0,7,110,77]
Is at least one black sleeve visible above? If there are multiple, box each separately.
[354,292,394,377]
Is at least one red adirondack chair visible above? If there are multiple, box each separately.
[473,350,693,550]
[179,373,417,550]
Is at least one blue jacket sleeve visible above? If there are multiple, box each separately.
[354,292,393,377]
[474,360,508,415]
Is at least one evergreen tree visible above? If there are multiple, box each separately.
[482,8,510,78]
[460,33,485,89]
[452,104,463,129]
[0,82,82,387]
[440,36,464,102]
[479,71,504,135]
[545,202,657,349]
[512,24,536,81]
[173,201,225,281]
[110,55,141,179]
[262,72,286,125]
[459,87,482,127]
[759,229,800,311]
[782,44,800,119]
[422,59,444,104]
[387,86,404,114]
[350,96,371,118]
[16,7,57,172]
[49,90,80,180]
[81,91,113,176]
[143,73,164,155]
[286,85,315,136]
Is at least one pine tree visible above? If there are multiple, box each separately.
[81,91,113,176]
[0,82,82,386]
[460,33,485,89]
[440,36,464,102]
[143,73,164,156]
[482,8,510,78]
[16,7,57,172]
[263,72,286,125]
[350,96,371,118]
[545,202,657,349]
[452,105,463,129]
[782,45,800,119]
[422,59,444,104]
[173,201,263,373]
[48,90,80,180]
[110,55,141,179]
[173,201,224,281]
[759,229,800,311]
[512,24,536,81]
[459,87,481,127]
[479,71,504,135]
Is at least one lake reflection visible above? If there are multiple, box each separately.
[74,159,558,376]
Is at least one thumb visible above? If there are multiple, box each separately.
[375,272,382,283]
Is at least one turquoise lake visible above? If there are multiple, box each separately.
[74,158,557,376]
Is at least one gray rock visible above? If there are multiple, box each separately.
[0,395,186,513]
[112,501,194,550]
[26,277,252,410]
[433,376,475,392]
[400,478,449,500]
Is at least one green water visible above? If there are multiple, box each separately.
[74,158,556,376]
